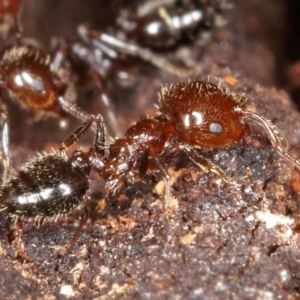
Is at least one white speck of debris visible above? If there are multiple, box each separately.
[99,266,111,275]
[245,214,255,222]
[59,119,68,129]
[99,240,106,247]
[255,211,294,228]
[244,287,274,299]
[193,288,204,295]
[255,210,294,239]
[280,269,291,282]
[243,185,253,194]
[215,281,227,292]
[60,285,75,297]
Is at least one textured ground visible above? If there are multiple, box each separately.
[1,0,300,299]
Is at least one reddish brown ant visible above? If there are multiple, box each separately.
[54,0,229,136]
[0,0,103,135]
[0,45,94,122]
[0,0,228,143]
[0,80,299,249]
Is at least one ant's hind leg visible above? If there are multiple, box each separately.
[0,109,10,184]
[245,112,300,170]
[184,145,238,186]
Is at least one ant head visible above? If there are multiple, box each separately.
[159,81,250,149]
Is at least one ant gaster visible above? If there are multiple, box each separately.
[1,80,299,248]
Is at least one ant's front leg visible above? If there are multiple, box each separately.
[245,112,300,170]
[244,112,289,151]
[183,145,239,186]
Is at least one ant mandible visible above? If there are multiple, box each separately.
[1,80,298,249]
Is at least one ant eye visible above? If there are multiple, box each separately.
[209,122,223,134]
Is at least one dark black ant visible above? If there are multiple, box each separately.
[78,0,228,77]
[117,0,225,49]
[1,80,299,249]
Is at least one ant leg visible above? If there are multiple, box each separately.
[69,36,121,137]
[152,154,171,207]
[58,96,99,132]
[60,115,105,151]
[89,31,200,78]
[65,196,91,251]
[93,118,106,155]
[92,72,122,138]
[184,145,238,185]
[0,109,10,184]
[245,112,300,169]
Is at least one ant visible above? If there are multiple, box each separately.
[0,80,299,249]
[0,0,229,144]
[78,0,227,77]
[0,0,105,133]
[50,0,229,136]
[0,45,94,123]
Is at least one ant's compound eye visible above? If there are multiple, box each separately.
[159,81,250,148]
[209,122,223,134]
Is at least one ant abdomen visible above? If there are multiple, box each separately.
[0,46,59,111]
[132,7,204,49]
[159,81,250,148]
[0,150,90,222]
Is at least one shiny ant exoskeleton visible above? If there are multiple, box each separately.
[56,0,228,137]
[0,0,228,144]
[0,80,299,249]
[78,0,228,77]
[0,0,101,135]
[117,0,225,49]
[0,45,93,121]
